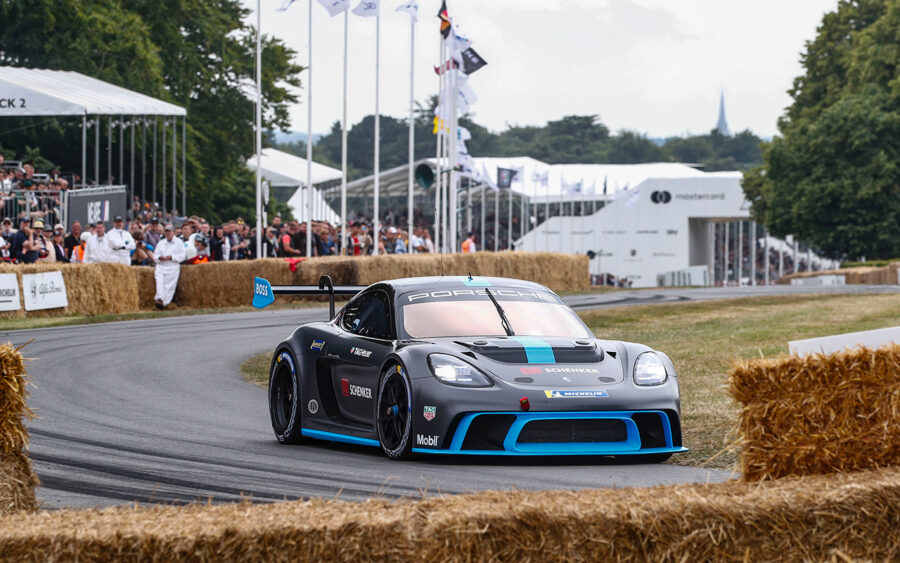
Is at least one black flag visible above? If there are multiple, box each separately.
[461,47,487,75]
[497,168,516,188]
[438,1,451,38]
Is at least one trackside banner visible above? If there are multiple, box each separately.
[0,273,20,311]
[65,186,127,229]
[22,271,68,311]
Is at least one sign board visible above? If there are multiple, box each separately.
[789,326,900,356]
[0,273,20,311]
[65,186,127,229]
[22,271,68,311]
[790,275,846,286]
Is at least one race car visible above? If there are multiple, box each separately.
[252,275,686,461]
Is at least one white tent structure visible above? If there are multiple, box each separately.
[0,67,187,212]
[246,148,342,224]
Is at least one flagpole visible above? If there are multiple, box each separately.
[406,12,415,242]
[558,177,564,253]
[449,65,458,253]
[304,0,314,257]
[254,0,262,259]
[341,8,349,254]
[434,34,443,253]
[372,9,381,255]
[544,178,550,253]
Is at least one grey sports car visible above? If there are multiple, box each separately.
[252,275,686,461]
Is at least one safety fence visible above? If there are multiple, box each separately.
[0,252,590,317]
[730,344,900,481]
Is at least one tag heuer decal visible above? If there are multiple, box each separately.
[423,406,436,421]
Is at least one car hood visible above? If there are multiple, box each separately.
[425,336,626,387]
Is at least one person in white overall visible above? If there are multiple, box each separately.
[106,215,136,266]
[153,224,186,309]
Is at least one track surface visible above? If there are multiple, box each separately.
[6,284,896,509]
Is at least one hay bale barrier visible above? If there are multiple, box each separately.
[0,343,39,514]
[3,468,900,561]
[730,344,900,481]
[780,261,900,285]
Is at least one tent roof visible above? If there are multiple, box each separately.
[0,67,186,116]
[247,148,342,188]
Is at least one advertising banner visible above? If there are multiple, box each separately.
[0,273,20,311]
[22,271,68,311]
[65,186,127,229]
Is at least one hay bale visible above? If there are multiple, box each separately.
[0,343,38,514]
[779,263,899,285]
[0,263,139,318]
[729,344,900,481]
[3,468,900,560]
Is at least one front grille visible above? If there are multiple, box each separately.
[461,414,516,450]
[517,419,627,444]
[632,412,667,449]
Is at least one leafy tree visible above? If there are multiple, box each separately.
[747,0,900,259]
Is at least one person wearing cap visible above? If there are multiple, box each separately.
[63,221,82,258]
[11,217,38,264]
[36,221,55,263]
[144,218,162,248]
[106,215,136,265]
[50,226,68,263]
[70,232,91,263]
[84,221,111,263]
[153,224,185,308]
[184,233,210,265]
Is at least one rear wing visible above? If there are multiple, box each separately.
[252,275,365,319]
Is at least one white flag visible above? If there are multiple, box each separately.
[352,0,379,17]
[395,0,417,22]
[278,0,298,11]
[316,0,351,16]
[482,164,499,191]
[511,165,525,183]
[456,73,478,115]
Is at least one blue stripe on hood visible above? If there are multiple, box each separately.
[511,336,556,364]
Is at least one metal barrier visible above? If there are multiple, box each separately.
[0,185,127,228]
[0,189,63,226]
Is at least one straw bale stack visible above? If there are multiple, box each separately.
[780,263,900,285]
[730,344,900,481]
[0,263,139,318]
[0,343,38,514]
[4,468,900,561]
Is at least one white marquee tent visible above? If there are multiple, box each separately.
[0,67,187,211]
[246,148,342,224]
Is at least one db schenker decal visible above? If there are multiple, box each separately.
[544,390,609,399]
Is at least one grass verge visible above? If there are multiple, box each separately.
[240,292,900,470]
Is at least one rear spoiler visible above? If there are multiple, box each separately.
[252,275,365,319]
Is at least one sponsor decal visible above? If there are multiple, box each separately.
[308,400,319,414]
[341,378,373,399]
[543,367,600,374]
[278,352,294,372]
[520,366,542,375]
[350,346,373,358]
[416,434,440,447]
[544,390,609,399]
[423,406,436,421]
[651,190,672,204]
[673,192,726,201]
[405,289,557,303]
[666,229,678,236]
[310,339,325,351]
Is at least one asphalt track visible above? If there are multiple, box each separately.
[5,284,897,509]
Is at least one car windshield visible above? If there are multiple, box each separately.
[399,290,592,339]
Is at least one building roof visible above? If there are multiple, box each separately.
[246,148,342,188]
[0,67,186,116]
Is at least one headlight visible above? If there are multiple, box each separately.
[427,354,493,387]
[633,352,667,386]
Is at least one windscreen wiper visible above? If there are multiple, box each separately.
[485,288,514,336]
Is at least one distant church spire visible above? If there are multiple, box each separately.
[716,89,730,136]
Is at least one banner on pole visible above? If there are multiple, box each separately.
[316,0,351,16]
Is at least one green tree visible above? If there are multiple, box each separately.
[747,0,900,259]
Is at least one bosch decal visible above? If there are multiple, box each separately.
[544,390,609,399]
[310,339,325,351]
[423,406,436,421]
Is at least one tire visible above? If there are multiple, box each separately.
[268,348,307,444]
[376,364,413,460]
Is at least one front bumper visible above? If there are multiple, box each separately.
[411,409,687,456]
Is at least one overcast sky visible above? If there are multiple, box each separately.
[244,0,839,139]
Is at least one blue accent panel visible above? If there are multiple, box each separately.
[414,410,687,456]
[460,276,493,287]
[511,336,556,364]
[252,277,275,309]
[302,428,379,447]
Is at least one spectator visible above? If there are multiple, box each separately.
[107,215,136,265]
[50,225,68,263]
[422,228,435,253]
[0,218,12,261]
[153,224,185,309]
[461,232,477,253]
[144,218,162,248]
[64,221,82,258]
[11,217,37,264]
[70,232,90,263]
[184,233,210,264]
[36,222,54,263]
[84,221,110,263]
[131,231,154,266]
[409,227,425,254]
[263,226,279,258]
[280,222,303,257]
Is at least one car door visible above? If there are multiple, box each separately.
[331,289,395,425]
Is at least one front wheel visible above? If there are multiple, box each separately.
[376,364,413,460]
[268,348,307,444]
